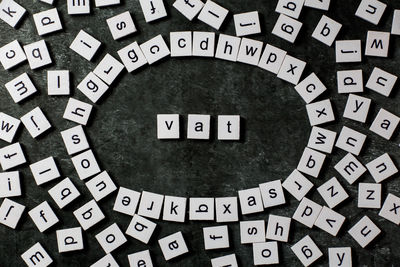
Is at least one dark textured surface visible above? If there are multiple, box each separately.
[0,0,399,266]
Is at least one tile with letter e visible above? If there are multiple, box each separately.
[128,250,153,267]
[113,187,141,216]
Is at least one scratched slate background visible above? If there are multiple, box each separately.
[0,0,399,266]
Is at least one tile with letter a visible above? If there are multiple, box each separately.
[369,108,400,140]
[158,231,188,261]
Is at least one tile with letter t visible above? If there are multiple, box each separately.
[369,108,400,140]
[203,225,229,250]
[30,156,60,186]
[355,0,386,25]
[90,254,119,267]
[137,191,164,219]
[197,0,229,30]
[0,142,26,171]
[157,114,180,139]
[5,72,37,103]
[366,67,397,97]
[307,126,336,154]
[291,235,323,267]
[189,197,214,220]
[21,107,52,138]
[294,73,327,104]
[95,223,127,254]
[48,70,70,96]
[60,125,90,156]
[348,215,380,248]
[292,197,322,228]
[48,177,81,209]
[275,0,304,19]
[0,40,26,70]
[140,35,170,65]
[277,55,306,85]
[314,206,345,236]
[0,198,25,229]
[335,126,366,156]
[63,98,93,125]
[113,187,141,216]
[358,183,381,209]
[328,247,352,267]
[306,99,335,126]
[67,0,90,15]
[23,40,52,70]
[125,214,157,244]
[259,179,286,208]
[106,11,136,40]
[312,15,342,46]
[28,201,59,233]
[240,220,265,244]
[73,199,105,230]
[282,169,313,201]
[266,214,291,242]
[0,112,20,143]
[139,0,167,23]
[211,254,238,267]
[70,30,101,61]
[21,242,52,267]
[257,44,287,74]
[218,115,240,140]
[128,250,153,267]
[0,0,26,28]
[56,227,84,253]
[163,195,186,222]
[71,149,101,180]
[365,153,398,183]
[379,193,400,225]
[173,0,204,21]
[187,114,211,139]
[238,187,264,215]
[343,94,371,123]
[158,231,189,261]
[117,41,148,72]
[0,171,21,198]
[253,241,279,265]
[233,11,261,37]
[33,8,62,36]
[365,31,390,57]
[337,69,363,94]
[334,153,366,185]
[215,197,239,223]
[170,31,192,57]
[317,177,348,209]
[297,147,326,178]
[272,14,302,43]
[335,40,362,63]
[85,171,117,202]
